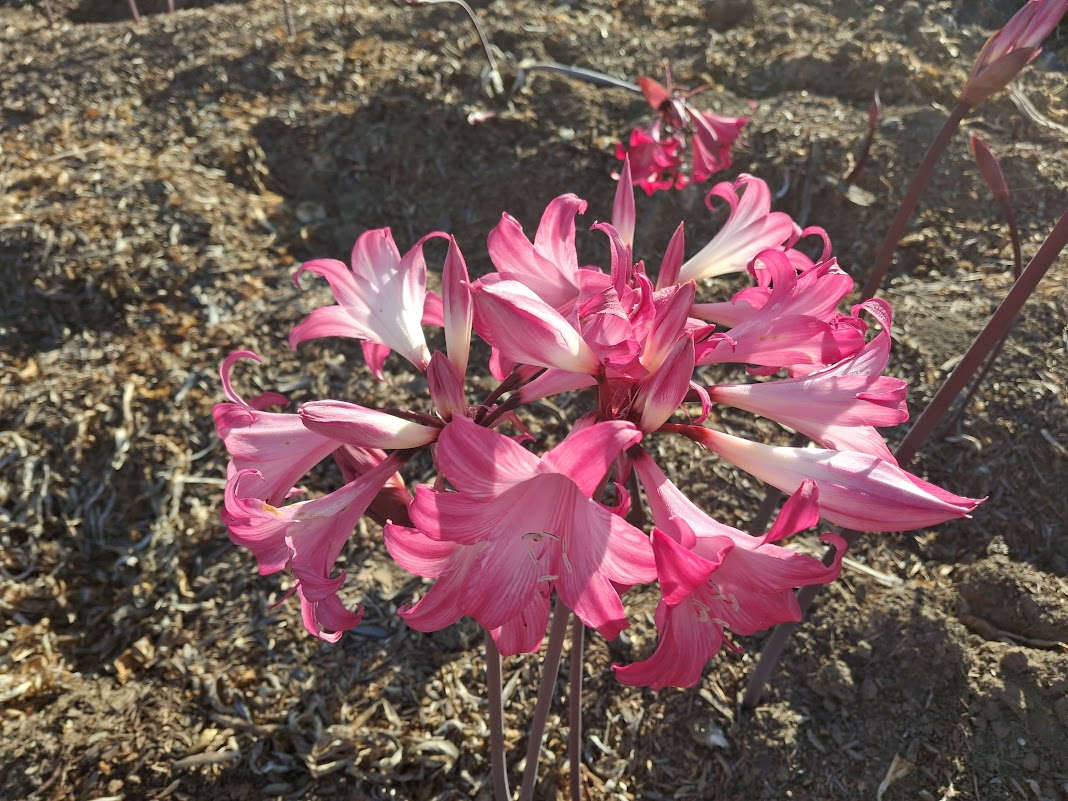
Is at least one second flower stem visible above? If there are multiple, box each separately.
[569,620,586,801]
[484,631,511,801]
[518,602,571,801]
[861,101,969,301]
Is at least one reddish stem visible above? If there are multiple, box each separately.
[128,0,141,24]
[896,207,1068,459]
[744,207,1068,709]
[861,101,970,301]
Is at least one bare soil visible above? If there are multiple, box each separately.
[1,1,1066,800]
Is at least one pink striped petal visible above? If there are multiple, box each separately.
[473,280,600,375]
[676,426,982,531]
[299,400,440,449]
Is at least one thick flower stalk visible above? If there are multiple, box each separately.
[214,162,980,688]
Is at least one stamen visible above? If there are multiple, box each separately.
[691,598,710,622]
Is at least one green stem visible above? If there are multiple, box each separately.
[861,101,970,301]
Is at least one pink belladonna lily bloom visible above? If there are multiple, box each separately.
[213,351,339,505]
[616,124,683,195]
[695,250,865,376]
[472,279,602,375]
[400,416,656,641]
[691,257,851,330]
[674,174,800,284]
[615,452,846,688]
[486,194,590,312]
[298,400,441,449]
[668,424,982,532]
[685,106,749,184]
[708,298,907,461]
[222,453,405,642]
[289,227,433,377]
[961,0,1068,106]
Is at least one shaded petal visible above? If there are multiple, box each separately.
[614,599,725,689]
[213,404,338,505]
[433,416,539,497]
[652,526,732,606]
[383,522,461,577]
[489,584,552,656]
[637,335,695,433]
[539,420,642,497]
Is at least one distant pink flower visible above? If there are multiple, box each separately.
[222,453,405,642]
[961,0,1068,106]
[615,453,845,689]
[289,228,435,378]
[615,74,747,194]
[398,416,656,644]
[615,125,683,195]
[686,107,749,183]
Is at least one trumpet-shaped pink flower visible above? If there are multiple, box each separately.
[691,256,849,329]
[960,0,1068,106]
[486,194,594,313]
[222,453,405,642]
[399,416,656,642]
[709,299,907,460]
[615,75,748,194]
[289,228,434,377]
[213,351,339,505]
[686,107,749,184]
[615,125,683,195]
[695,250,865,376]
[669,424,982,532]
[674,175,801,284]
[614,453,846,689]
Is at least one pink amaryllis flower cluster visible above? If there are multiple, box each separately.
[616,69,748,195]
[214,161,981,688]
